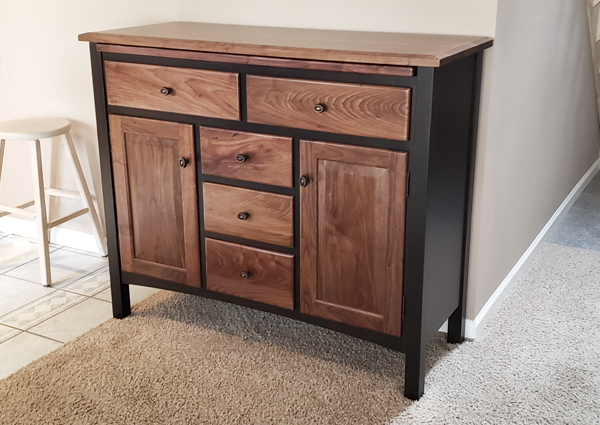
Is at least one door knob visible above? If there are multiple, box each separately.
[235,154,248,163]
[240,271,250,279]
[160,87,172,95]
[179,157,188,168]
[237,212,249,220]
[299,176,309,187]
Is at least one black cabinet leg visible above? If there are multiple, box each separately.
[447,303,465,343]
[404,341,426,400]
[110,264,131,319]
[111,282,131,318]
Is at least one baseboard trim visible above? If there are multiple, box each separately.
[0,216,102,255]
[468,158,600,339]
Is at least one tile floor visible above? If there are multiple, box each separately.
[0,235,161,380]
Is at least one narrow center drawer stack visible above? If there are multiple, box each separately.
[200,126,295,309]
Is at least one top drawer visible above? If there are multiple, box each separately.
[104,61,240,120]
[246,76,411,141]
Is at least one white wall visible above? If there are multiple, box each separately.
[467,0,600,319]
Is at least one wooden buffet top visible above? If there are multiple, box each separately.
[79,21,492,68]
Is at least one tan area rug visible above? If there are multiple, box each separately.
[0,290,452,425]
[4,243,600,424]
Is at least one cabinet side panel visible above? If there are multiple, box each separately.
[422,55,478,339]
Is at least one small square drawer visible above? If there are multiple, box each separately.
[205,238,294,310]
[104,61,240,120]
[203,183,293,247]
[200,127,293,187]
[246,75,411,141]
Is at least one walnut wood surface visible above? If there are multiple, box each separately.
[104,61,240,120]
[205,238,294,309]
[97,44,415,77]
[109,115,201,287]
[203,183,294,247]
[247,76,411,141]
[299,140,406,336]
[200,127,293,187]
[80,21,493,67]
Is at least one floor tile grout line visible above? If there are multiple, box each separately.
[24,330,65,345]
[51,262,110,288]
[0,322,24,332]
[0,291,89,331]
[60,286,111,299]
[0,330,22,345]
[0,253,45,276]
[16,295,90,332]
[57,245,107,260]
[0,238,61,276]
[0,261,109,324]
[0,289,59,322]
[60,265,111,291]
[2,259,108,288]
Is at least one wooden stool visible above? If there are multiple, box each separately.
[0,117,107,286]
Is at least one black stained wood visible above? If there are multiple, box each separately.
[90,43,131,318]
[447,52,483,343]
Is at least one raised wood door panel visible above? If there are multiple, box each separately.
[246,75,411,141]
[200,127,293,187]
[299,140,407,336]
[109,115,201,287]
[203,182,294,247]
[104,61,240,120]
[205,238,294,309]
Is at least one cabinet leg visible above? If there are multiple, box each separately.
[111,283,131,319]
[447,303,466,343]
[110,265,131,318]
[404,341,426,400]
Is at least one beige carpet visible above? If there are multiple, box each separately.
[1,243,600,424]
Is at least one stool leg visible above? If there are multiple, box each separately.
[31,139,52,287]
[62,132,107,256]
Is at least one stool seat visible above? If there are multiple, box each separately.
[0,117,71,140]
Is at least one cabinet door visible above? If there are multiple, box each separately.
[300,141,407,336]
[109,115,201,287]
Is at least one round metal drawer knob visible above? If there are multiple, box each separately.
[237,212,249,220]
[179,157,188,168]
[160,87,172,95]
[240,271,250,279]
[235,154,248,163]
[313,104,326,113]
[299,176,309,187]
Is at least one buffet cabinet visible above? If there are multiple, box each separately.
[80,22,492,399]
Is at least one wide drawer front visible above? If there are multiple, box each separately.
[246,75,411,141]
[200,127,293,187]
[104,61,240,120]
[205,239,294,309]
[203,183,294,247]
